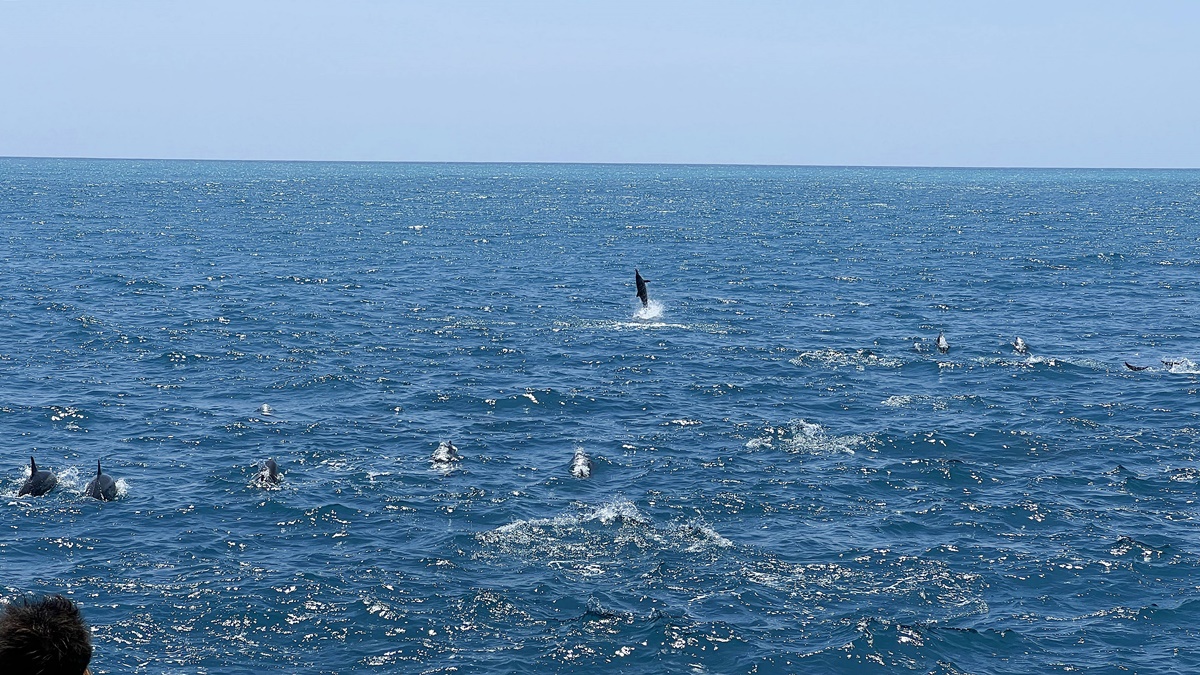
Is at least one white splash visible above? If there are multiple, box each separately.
[56,466,84,492]
[633,299,664,321]
[1164,358,1200,374]
[588,498,648,526]
[682,521,734,551]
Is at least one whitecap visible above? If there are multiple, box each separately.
[476,498,735,575]
[789,348,902,370]
[746,419,868,455]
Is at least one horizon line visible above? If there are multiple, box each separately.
[2,154,1197,172]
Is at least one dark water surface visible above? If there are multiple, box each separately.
[2,159,1199,673]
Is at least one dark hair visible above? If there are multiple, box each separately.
[0,594,93,675]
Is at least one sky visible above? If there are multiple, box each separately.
[1,0,1197,167]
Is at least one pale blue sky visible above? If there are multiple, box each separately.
[1,1,1197,167]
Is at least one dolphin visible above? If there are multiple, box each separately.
[1013,336,1028,354]
[1124,362,1150,371]
[256,458,281,485]
[432,441,461,464]
[634,269,649,308]
[570,448,592,478]
[18,457,57,497]
[936,332,949,354]
[85,460,118,501]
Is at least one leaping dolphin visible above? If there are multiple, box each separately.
[634,269,649,308]
[19,457,57,497]
[85,460,118,501]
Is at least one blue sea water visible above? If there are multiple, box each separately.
[2,158,1199,674]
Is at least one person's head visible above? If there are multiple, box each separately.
[0,594,93,675]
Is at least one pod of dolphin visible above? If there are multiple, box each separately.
[10,270,1173,500]
[16,457,118,501]
[17,439,592,501]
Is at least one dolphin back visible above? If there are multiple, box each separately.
[256,458,282,485]
[432,441,461,463]
[19,457,57,497]
[86,462,118,501]
[570,449,593,478]
[86,475,117,501]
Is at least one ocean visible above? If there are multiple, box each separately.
[1,158,1198,674]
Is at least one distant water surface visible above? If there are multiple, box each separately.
[2,159,1199,674]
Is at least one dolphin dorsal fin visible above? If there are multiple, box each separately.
[97,460,103,476]
[30,456,36,472]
